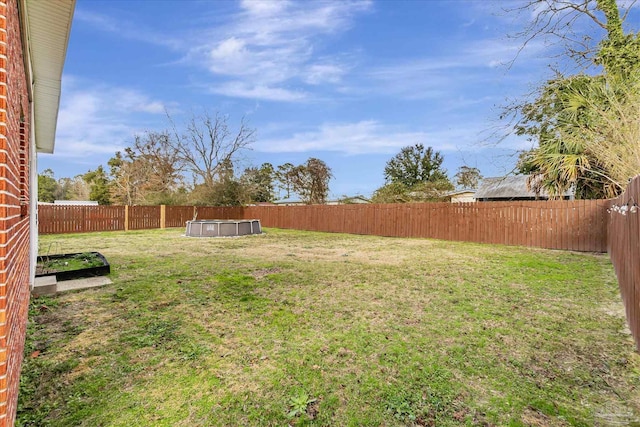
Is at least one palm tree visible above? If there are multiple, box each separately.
[520,73,639,199]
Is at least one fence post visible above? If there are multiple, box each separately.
[124,205,129,232]
[160,205,166,229]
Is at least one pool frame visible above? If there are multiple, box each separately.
[185,219,262,237]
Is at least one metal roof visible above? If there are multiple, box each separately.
[21,0,76,153]
[475,175,573,200]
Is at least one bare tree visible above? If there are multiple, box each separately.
[506,0,638,74]
[168,111,255,189]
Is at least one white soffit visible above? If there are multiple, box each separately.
[22,0,75,153]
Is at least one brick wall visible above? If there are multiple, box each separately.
[0,0,31,425]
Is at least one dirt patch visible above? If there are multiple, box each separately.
[250,267,282,279]
[601,301,626,319]
[521,406,569,427]
[306,398,320,420]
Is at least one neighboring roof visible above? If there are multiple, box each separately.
[274,195,370,205]
[273,198,304,205]
[331,195,370,204]
[475,176,573,200]
[20,0,76,153]
[347,195,370,201]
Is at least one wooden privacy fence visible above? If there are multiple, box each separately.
[38,205,125,234]
[38,200,610,252]
[127,206,161,230]
[608,176,640,350]
[242,200,609,252]
[38,205,245,234]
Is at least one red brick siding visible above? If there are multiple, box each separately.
[0,0,31,425]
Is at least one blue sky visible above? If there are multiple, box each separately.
[39,0,638,199]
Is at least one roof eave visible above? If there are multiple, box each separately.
[19,0,75,154]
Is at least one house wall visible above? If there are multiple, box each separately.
[0,0,32,424]
[450,193,475,203]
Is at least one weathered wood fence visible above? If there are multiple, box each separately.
[608,176,640,350]
[38,205,125,234]
[244,201,609,252]
[38,200,610,252]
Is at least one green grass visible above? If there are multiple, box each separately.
[18,228,640,426]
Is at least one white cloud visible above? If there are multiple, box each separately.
[204,36,303,84]
[252,110,529,157]
[255,120,459,155]
[209,37,247,65]
[304,63,347,85]
[364,36,548,100]
[209,82,307,102]
[366,59,460,100]
[192,1,372,101]
[235,0,371,38]
[112,89,166,114]
[54,77,166,158]
[239,0,291,17]
[467,38,544,67]
[75,2,371,102]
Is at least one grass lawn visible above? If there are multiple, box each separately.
[18,228,640,426]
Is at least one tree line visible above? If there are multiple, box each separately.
[40,138,481,206]
[39,112,332,206]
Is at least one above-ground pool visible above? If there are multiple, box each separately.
[185,219,262,237]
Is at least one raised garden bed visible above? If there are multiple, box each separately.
[36,252,110,281]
